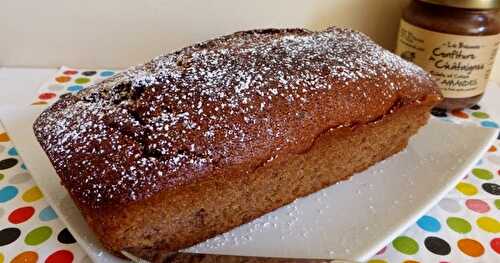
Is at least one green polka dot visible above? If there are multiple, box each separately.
[0,173,4,181]
[472,112,489,119]
[25,226,52,245]
[472,168,493,180]
[447,217,472,233]
[392,236,419,255]
[74,77,90,84]
[495,199,500,210]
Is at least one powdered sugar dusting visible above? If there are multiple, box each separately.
[33,27,438,208]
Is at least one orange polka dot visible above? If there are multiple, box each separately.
[22,186,43,202]
[0,132,9,142]
[489,145,497,152]
[11,251,38,263]
[31,101,48,105]
[451,109,469,119]
[404,260,419,263]
[458,238,484,257]
[55,76,71,83]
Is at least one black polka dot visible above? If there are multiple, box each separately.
[431,108,447,118]
[497,131,500,140]
[0,158,18,170]
[59,93,73,99]
[57,228,76,244]
[424,236,451,255]
[482,183,500,195]
[82,71,97,76]
[469,104,481,110]
[0,228,21,246]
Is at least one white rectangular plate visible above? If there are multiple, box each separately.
[0,105,497,262]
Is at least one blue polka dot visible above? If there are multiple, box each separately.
[39,206,58,221]
[417,215,441,232]
[67,85,83,92]
[100,71,115,77]
[476,159,483,166]
[20,164,27,170]
[0,186,18,202]
[7,147,18,156]
[481,120,499,128]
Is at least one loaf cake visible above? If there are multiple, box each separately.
[33,27,441,260]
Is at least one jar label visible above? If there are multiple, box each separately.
[396,20,500,98]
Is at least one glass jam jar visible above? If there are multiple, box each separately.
[396,0,500,110]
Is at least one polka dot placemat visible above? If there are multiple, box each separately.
[1,66,499,262]
[0,67,117,263]
[368,102,500,262]
[0,127,86,263]
[32,67,117,107]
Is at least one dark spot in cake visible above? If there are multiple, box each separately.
[388,98,405,114]
[195,208,207,226]
[129,110,146,126]
[144,147,163,159]
[82,71,97,76]
[130,85,147,100]
[431,107,447,118]
[469,104,480,110]
[175,149,188,156]
[176,55,192,69]
[111,82,133,104]
[296,111,306,119]
[82,92,101,103]
[161,106,173,114]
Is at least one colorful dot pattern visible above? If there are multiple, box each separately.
[31,67,115,106]
[0,67,118,262]
[371,99,500,262]
[2,67,499,262]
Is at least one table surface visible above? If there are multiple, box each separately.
[0,67,499,263]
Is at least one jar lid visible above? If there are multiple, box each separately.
[420,0,500,9]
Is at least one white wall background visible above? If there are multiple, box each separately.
[1,0,499,81]
[0,0,407,67]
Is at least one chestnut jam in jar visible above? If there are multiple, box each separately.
[396,0,500,110]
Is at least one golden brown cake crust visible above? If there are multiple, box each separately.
[87,101,434,260]
[33,27,440,211]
